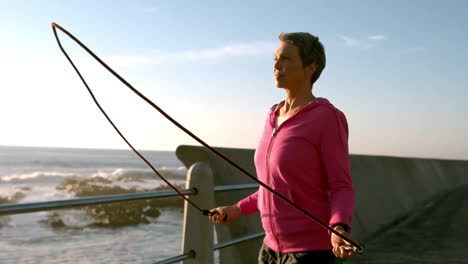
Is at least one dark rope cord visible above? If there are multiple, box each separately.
[51,24,205,214]
[51,22,363,253]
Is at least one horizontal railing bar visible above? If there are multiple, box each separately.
[0,188,197,216]
[214,232,265,251]
[0,183,261,216]
[152,250,195,264]
[214,183,258,192]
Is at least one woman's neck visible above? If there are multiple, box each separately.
[281,88,315,115]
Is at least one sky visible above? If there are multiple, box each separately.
[0,0,467,160]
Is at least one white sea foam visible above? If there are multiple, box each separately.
[0,166,186,183]
[0,171,79,182]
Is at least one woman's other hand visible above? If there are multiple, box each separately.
[208,205,241,224]
[331,225,359,259]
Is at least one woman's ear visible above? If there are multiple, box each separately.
[305,63,317,77]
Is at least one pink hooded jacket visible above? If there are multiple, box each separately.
[237,97,355,253]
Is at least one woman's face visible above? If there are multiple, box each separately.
[273,41,314,89]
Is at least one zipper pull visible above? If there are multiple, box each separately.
[272,127,278,137]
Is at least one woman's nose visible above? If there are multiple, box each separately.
[274,60,280,70]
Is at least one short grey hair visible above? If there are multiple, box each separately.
[278,32,326,86]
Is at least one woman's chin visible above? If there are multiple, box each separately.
[275,80,286,88]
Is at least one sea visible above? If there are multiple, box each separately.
[0,145,188,263]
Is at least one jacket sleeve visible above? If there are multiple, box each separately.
[320,109,355,232]
[237,191,259,215]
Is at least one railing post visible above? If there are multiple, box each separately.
[182,162,214,264]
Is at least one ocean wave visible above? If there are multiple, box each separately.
[0,171,79,182]
[47,210,94,229]
[0,166,187,183]
[92,167,187,182]
[0,187,31,228]
[56,176,185,206]
[50,177,185,228]
[0,187,30,205]
[57,176,142,197]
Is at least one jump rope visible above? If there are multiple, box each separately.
[51,22,364,254]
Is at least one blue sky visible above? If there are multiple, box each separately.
[0,0,467,160]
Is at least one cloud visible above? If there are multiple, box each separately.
[368,35,386,41]
[340,34,386,49]
[340,36,374,49]
[104,41,277,66]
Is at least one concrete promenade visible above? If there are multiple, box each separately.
[346,184,468,263]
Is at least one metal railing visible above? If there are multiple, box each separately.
[0,189,196,216]
[0,184,259,216]
[153,231,265,264]
[153,250,196,264]
[154,182,262,264]
[213,232,265,251]
[0,179,261,264]
[214,183,258,192]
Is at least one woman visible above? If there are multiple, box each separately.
[210,32,357,263]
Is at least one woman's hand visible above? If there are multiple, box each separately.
[331,225,359,259]
[208,205,241,224]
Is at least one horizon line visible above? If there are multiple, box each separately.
[1,144,466,162]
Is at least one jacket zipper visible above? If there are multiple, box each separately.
[265,100,318,252]
[266,127,282,252]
